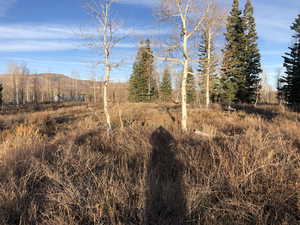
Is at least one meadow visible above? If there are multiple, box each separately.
[0,103,299,225]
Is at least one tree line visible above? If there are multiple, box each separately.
[128,0,262,107]
[0,63,128,106]
[1,0,298,132]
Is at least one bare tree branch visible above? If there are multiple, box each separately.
[84,0,125,133]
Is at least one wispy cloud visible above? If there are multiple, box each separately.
[0,0,17,17]
[0,22,167,52]
[0,24,75,39]
[0,23,168,40]
[0,56,89,66]
[0,40,80,52]
[0,39,137,52]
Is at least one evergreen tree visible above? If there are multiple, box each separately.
[128,60,144,102]
[0,83,3,105]
[198,32,209,77]
[128,39,157,102]
[242,0,262,103]
[220,0,247,104]
[281,14,300,104]
[144,39,158,101]
[187,67,196,104]
[211,75,222,103]
[160,67,172,102]
[198,31,209,104]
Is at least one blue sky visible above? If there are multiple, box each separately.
[0,0,299,85]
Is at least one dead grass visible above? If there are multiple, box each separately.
[0,103,299,225]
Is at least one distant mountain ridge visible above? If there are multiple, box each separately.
[0,73,128,103]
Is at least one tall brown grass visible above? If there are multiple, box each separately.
[0,103,299,225]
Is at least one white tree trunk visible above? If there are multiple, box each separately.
[103,66,112,131]
[206,30,212,108]
[181,22,189,132]
[103,3,112,132]
[181,59,188,132]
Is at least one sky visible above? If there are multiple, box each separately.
[0,0,299,86]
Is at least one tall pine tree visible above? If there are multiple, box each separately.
[220,0,247,104]
[198,31,209,104]
[128,39,158,102]
[280,14,300,104]
[128,54,145,102]
[242,0,262,103]
[160,67,172,102]
[187,67,196,104]
[144,39,158,101]
[198,32,209,78]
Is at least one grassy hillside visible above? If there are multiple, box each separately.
[0,103,299,225]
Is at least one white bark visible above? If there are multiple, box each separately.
[103,2,112,131]
[206,29,212,108]
[103,78,111,130]
[9,64,20,105]
[85,0,123,133]
[181,61,188,131]
[200,0,225,108]
[158,0,207,131]
[181,16,189,132]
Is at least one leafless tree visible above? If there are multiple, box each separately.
[200,0,225,108]
[85,0,124,133]
[258,71,276,104]
[32,75,40,104]
[11,68,18,105]
[8,63,19,105]
[8,62,30,105]
[46,77,52,103]
[275,67,284,105]
[88,64,99,103]
[71,71,81,101]
[19,65,30,105]
[26,75,31,103]
[156,0,212,131]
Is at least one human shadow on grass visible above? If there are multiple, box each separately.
[145,126,187,225]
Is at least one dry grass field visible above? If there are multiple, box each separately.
[0,103,299,225]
